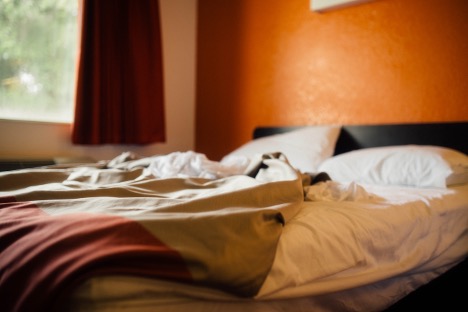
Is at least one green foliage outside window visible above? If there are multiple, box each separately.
[0,0,78,122]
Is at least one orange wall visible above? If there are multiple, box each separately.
[196,0,468,160]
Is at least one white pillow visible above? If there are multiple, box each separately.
[318,145,468,188]
[221,126,341,173]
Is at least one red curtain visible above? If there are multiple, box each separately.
[72,0,166,145]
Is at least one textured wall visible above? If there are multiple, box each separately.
[196,0,468,160]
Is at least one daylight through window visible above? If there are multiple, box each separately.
[0,0,78,123]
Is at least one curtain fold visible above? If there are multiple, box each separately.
[72,0,166,145]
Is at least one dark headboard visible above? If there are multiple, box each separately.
[253,122,468,155]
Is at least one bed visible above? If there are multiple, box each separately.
[0,121,467,312]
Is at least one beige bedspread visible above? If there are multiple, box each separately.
[0,155,303,312]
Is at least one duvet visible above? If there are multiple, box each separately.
[0,154,303,312]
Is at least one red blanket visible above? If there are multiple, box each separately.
[0,199,192,312]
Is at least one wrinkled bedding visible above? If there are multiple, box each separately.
[261,182,468,300]
[1,151,467,312]
[68,181,468,312]
[0,153,303,312]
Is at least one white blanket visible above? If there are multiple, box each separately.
[147,151,249,179]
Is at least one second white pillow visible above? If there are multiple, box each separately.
[318,145,468,188]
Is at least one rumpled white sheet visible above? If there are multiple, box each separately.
[148,151,250,179]
[305,181,383,202]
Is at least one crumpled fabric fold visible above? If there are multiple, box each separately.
[148,151,249,179]
[305,180,382,202]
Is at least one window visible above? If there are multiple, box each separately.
[0,0,78,123]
